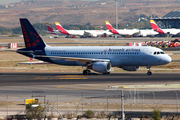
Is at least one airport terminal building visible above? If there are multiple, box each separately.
[152,11,180,29]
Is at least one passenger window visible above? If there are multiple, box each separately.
[154,52,156,55]
[157,52,160,54]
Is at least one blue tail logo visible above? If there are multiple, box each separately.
[20,18,46,50]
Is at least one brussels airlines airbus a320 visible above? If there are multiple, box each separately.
[17,18,171,75]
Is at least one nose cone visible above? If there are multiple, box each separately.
[162,55,172,64]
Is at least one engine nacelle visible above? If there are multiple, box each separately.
[121,66,140,71]
[92,62,111,73]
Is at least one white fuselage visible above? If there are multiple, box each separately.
[45,46,171,67]
[161,28,180,36]
[116,29,158,36]
[116,29,140,36]
[66,30,113,37]
[139,29,159,36]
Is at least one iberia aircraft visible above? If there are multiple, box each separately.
[55,22,113,37]
[46,23,62,36]
[105,21,158,37]
[17,18,171,75]
[150,20,180,36]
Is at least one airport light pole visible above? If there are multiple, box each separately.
[152,91,155,109]
[6,95,8,118]
[115,0,118,38]
[121,90,124,120]
[106,91,108,113]
[115,0,118,30]
[175,91,178,113]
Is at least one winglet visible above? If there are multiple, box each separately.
[55,22,69,35]
[105,21,119,35]
[150,20,165,34]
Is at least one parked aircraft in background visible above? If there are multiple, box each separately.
[46,23,62,36]
[105,21,140,36]
[138,29,159,37]
[16,18,171,75]
[150,20,180,37]
[55,22,112,38]
[105,21,158,37]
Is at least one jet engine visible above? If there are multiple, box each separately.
[92,62,111,73]
[121,66,140,71]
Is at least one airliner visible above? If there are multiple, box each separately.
[46,23,62,36]
[55,22,113,37]
[17,18,171,75]
[150,20,180,36]
[105,21,158,37]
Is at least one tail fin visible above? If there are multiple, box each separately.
[150,20,165,34]
[20,18,46,50]
[46,23,57,35]
[55,22,69,35]
[105,21,119,35]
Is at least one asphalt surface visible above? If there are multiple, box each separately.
[0,72,180,103]
[0,72,180,86]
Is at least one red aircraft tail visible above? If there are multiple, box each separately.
[105,21,119,35]
[150,20,165,34]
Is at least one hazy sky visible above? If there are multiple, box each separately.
[0,0,21,4]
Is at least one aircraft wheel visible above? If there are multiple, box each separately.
[103,72,110,75]
[87,70,91,75]
[147,71,152,75]
[83,70,87,75]
[83,70,91,75]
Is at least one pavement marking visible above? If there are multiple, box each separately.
[58,77,87,79]
[115,84,180,89]
[35,77,88,80]
[56,75,90,77]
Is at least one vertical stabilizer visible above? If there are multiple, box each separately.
[46,23,56,35]
[105,21,119,35]
[55,22,69,35]
[20,18,46,50]
[150,20,165,34]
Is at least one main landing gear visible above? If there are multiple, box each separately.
[83,70,91,75]
[103,72,110,74]
[147,66,152,75]
[83,66,91,75]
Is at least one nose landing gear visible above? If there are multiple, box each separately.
[147,66,152,75]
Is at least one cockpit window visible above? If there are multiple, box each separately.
[154,51,165,55]
[160,52,165,54]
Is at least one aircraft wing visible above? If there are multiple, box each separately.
[172,31,180,36]
[35,55,110,65]
[132,31,140,36]
[84,31,91,36]
[0,49,33,53]
[0,49,17,52]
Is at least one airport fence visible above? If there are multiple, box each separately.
[0,90,180,119]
